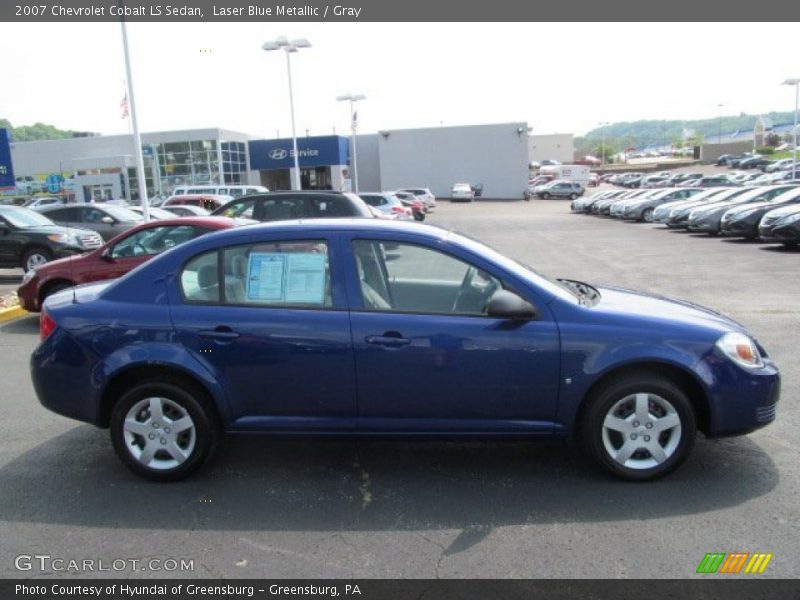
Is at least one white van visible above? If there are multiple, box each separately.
[171,184,268,198]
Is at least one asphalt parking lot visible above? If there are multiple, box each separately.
[0,196,798,579]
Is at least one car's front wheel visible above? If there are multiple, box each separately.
[581,373,696,480]
[641,207,654,223]
[110,378,219,481]
[542,192,551,199]
[22,247,53,272]
[569,193,578,200]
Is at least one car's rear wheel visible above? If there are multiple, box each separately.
[569,193,578,200]
[22,247,53,273]
[110,379,219,481]
[542,192,551,199]
[641,208,654,223]
[581,373,696,480]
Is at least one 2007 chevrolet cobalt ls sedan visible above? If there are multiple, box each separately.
[31,220,779,481]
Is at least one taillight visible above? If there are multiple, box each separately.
[391,206,404,213]
[40,310,57,342]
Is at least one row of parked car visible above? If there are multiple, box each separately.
[571,184,800,246]
[716,152,798,172]
[603,167,800,190]
[0,188,437,312]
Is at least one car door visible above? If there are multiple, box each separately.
[167,233,357,431]
[0,217,22,267]
[343,234,561,433]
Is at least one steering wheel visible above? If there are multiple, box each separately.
[452,267,501,314]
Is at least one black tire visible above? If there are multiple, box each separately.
[21,247,53,273]
[110,378,220,482]
[413,211,425,221]
[641,207,654,223]
[569,193,578,200]
[580,372,696,481]
[542,192,551,199]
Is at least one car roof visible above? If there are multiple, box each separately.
[202,217,448,238]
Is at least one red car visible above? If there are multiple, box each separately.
[18,217,241,312]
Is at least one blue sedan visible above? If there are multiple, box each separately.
[31,220,780,481]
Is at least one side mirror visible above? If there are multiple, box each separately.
[101,216,114,224]
[100,248,114,262]
[486,290,537,320]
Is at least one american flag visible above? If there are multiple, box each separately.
[120,94,129,119]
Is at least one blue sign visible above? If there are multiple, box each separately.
[0,129,15,189]
[46,174,62,193]
[249,135,349,171]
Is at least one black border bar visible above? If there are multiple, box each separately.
[4,0,800,21]
[3,579,800,600]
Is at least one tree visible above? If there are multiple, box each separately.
[765,132,781,147]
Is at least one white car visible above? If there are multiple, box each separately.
[397,187,436,209]
[450,183,475,202]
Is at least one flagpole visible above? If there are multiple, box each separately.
[119,13,150,221]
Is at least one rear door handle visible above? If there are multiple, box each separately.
[365,333,411,347]
[198,326,240,341]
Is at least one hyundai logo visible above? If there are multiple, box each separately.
[268,148,288,160]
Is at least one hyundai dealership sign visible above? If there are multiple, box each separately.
[249,135,349,170]
[0,129,15,189]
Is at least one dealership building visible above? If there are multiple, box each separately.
[7,122,573,201]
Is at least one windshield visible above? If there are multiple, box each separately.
[0,207,56,228]
[103,206,144,221]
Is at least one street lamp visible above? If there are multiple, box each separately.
[717,103,725,144]
[336,93,366,193]
[783,78,800,181]
[599,122,610,165]
[262,36,311,191]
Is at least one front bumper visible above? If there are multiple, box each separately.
[721,218,757,237]
[759,223,800,243]
[698,353,780,437]
[686,215,721,232]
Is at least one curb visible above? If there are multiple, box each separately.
[0,305,28,323]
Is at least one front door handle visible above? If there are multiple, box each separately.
[365,332,411,347]
[198,326,240,341]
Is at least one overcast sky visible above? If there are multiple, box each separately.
[1,22,798,139]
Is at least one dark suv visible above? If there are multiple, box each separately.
[535,181,585,200]
[0,206,103,272]
[211,191,373,221]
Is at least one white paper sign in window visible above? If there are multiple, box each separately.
[246,252,326,305]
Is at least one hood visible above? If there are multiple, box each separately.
[592,285,747,336]
[724,200,784,217]
[21,224,98,237]
[763,204,800,219]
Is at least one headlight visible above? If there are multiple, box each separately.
[715,332,764,369]
[733,208,758,220]
[46,233,70,244]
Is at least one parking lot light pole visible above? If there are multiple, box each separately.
[717,103,724,145]
[263,36,311,191]
[336,93,366,193]
[119,18,149,221]
[783,79,800,181]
